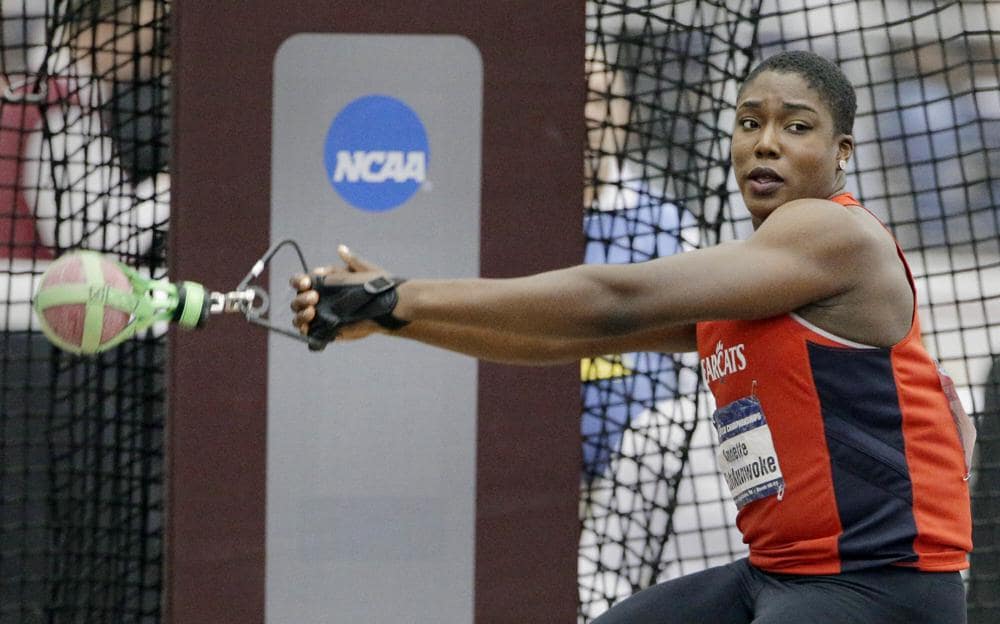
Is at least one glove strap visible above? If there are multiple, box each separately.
[361,276,409,330]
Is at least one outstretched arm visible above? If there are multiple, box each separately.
[290,247,697,361]
[393,199,867,338]
[292,198,873,361]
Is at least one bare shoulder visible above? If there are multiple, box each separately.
[760,197,869,234]
[750,197,884,260]
[760,199,914,346]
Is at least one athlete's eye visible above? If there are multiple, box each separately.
[787,122,811,133]
[739,118,759,130]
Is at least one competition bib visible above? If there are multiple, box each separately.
[712,396,784,509]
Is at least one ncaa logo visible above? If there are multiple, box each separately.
[323,95,429,212]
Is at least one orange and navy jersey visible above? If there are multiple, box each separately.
[696,193,972,575]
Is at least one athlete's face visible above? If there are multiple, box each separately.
[731,71,853,227]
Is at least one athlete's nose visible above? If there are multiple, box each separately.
[754,122,781,159]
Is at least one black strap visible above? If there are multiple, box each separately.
[307,275,409,349]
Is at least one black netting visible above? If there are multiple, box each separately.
[0,1,169,622]
[581,1,1000,621]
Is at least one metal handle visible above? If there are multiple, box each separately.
[205,239,319,347]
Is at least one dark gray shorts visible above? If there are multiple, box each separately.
[593,557,966,624]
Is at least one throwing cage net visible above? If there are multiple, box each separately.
[0,0,169,622]
[580,1,1000,622]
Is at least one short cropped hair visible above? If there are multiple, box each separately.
[739,50,857,136]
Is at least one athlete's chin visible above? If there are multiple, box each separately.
[743,195,784,222]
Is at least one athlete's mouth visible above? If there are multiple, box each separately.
[747,167,784,195]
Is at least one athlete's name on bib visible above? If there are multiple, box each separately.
[721,441,749,462]
[712,396,785,509]
[724,455,780,490]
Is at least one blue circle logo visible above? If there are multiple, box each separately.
[323,95,429,212]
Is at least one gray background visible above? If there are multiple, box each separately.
[268,34,482,622]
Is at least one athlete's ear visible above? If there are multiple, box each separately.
[837,134,854,165]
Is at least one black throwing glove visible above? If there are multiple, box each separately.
[307,275,408,351]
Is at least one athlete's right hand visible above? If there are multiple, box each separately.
[289,245,387,342]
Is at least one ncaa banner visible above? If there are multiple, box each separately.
[324,95,430,211]
[267,35,482,623]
